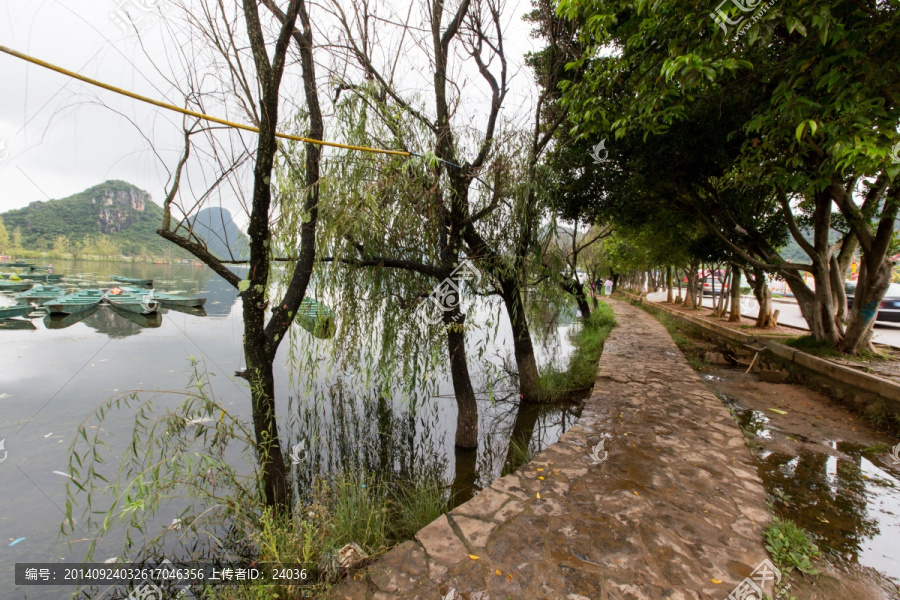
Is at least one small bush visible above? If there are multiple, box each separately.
[764,517,820,575]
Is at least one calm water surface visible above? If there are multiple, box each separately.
[0,259,581,599]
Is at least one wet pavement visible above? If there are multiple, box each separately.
[325,299,775,600]
[701,366,900,598]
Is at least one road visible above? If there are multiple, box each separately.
[689,294,900,347]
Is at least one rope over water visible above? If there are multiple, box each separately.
[0,44,463,169]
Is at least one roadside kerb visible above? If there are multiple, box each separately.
[639,298,900,412]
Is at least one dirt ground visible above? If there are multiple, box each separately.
[699,365,900,600]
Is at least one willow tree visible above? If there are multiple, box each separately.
[157,0,325,515]
[307,0,518,445]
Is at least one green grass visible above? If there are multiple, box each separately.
[204,467,449,599]
[538,302,617,401]
[764,517,821,576]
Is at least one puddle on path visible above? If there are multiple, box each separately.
[701,368,900,595]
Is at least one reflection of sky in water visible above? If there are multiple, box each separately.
[0,259,580,599]
[720,394,900,586]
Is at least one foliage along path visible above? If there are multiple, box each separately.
[327,299,772,600]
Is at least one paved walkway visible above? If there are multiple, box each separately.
[327,299,772,600]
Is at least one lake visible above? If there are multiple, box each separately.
[0,259,581,600]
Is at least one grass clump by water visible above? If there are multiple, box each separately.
[764,517,821,576]
[538,302,616,401]
[207,469,449,599]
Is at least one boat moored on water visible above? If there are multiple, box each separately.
[16,285,66,304]
[0,280,34,292]
[43,290,104,315]
[0,305,35,320]
[111,275,153,287]
[104,288,159,314]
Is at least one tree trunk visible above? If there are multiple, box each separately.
[666,266,673,303]
[675,269,683,303]
[445,310,478,448]
[839,256,891,354]
[611,273,619,293]
[500,277,542,402]
[243,301,291,513]
[729,268,742,322]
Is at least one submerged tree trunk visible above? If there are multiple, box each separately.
[729,267,742,322]
[500,278,542,402]
[243,304,291,513]
[445,310,478,448]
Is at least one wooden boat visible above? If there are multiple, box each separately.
[0,280,34,292]
[296,298,336,339]
[111,275,153,287]
[104,289,159,314]
[0,305,34,320]
[16,285,66,304]
[17,272,64,281]
[121,286,205,308]
[5,261,33,268]
[44,290,105,315]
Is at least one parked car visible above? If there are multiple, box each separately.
[845,282,900,323]
[701,277,729,296]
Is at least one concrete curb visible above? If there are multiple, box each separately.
[639,298,900,407]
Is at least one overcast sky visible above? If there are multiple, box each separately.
[0,0,541,227]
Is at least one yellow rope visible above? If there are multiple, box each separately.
[0,45,413,157]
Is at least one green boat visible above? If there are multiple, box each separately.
[5,261,34,268]
[296,298,336,339]
[44,290,105,315]
[122,287,205,308]
[17,273,64,281]
[0,305,35,320]
[105,289,159,314]
[0,280,34,292]
[111,275,153,287]
[17,285,66,304]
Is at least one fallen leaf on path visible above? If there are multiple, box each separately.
[768,408,787,415]
[710,579,723,584]
[468,555,480,560]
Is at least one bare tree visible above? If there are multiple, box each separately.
[155,0,324,515]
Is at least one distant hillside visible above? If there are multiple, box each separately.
[1,180,184,258]
[0,181,248,260]
[189,207,249,260]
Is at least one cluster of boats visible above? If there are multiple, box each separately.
[0,266,207,323]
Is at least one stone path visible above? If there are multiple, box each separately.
[326,299,773,600]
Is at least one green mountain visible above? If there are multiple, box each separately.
[0,181,247,260]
